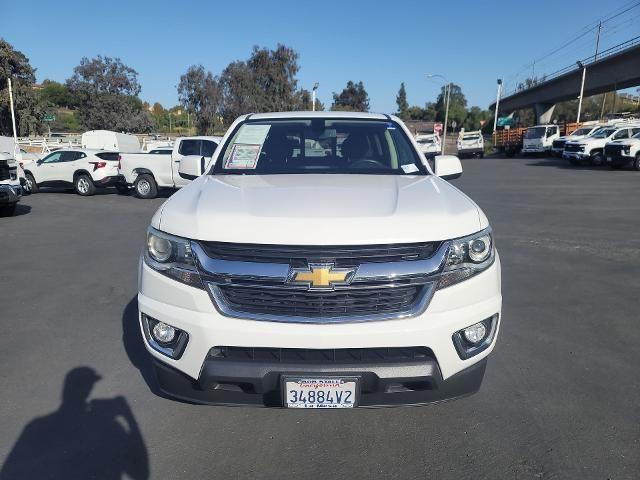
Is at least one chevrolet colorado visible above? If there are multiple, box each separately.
[138,112,502,408]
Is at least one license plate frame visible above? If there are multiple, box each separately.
[282,376,359,409]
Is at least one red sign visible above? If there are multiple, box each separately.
[480,120,486,127]
[434,122,443,135]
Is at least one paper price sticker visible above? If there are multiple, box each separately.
[225,144,261,169]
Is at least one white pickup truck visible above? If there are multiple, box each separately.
[604,128,640,170]
[138,111,502,408]
[118,136,221,198]
[0,152,23,216]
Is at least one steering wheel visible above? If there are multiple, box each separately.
[348,159,386,169]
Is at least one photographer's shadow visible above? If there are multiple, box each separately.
[1,367,149,480]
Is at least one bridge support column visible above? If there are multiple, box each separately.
[534,103,556,124]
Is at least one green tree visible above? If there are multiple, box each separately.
[67,55,153,132]
[39,79,74,108]
[218,44,310,124]
[435,83,467,128]
[396,82,408,118]
[177,65,221,135]
[0,39,46,136]
[331,81,369,112]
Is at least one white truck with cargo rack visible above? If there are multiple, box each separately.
[118,136,222,198]
[521,124,560,155]
[137,111,502,408]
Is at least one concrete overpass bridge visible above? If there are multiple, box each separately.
[490,37,640,124]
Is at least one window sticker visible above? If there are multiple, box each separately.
[401,163,419,174]
[235,124,271,145]
[225,144,261,169]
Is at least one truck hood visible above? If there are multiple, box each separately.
[154,174,486,245]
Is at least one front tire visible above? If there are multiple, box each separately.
[634,154,640,171]
[591,152,604,166]
[25,173,38,194]
[134,174,158,199]
[74,174,96,196]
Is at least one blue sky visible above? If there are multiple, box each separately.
[4,0,639,112]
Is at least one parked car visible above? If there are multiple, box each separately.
[0,152,22,216]
[118,136,222,199]
[138,111,502,408]
[604,128,640,170]
[564,125,640,166]
[457,130,484,158]
[81,130,141,153]
[22,149,121,196]
[415,133,441,158]
[550,124,603,157]
[521,124,560,155]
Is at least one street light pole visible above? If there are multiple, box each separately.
[312,82,319,111]
[493,79,503,133]
[576,61,586,123]
[426,74,451,154]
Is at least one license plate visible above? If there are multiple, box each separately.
[284,377,357,408]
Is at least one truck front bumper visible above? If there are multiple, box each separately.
[138,254,502,407]
[94,175,125,187]
[521,146,548,154]
[0,184,22,204]
[563,152,589,161]
[457,148,483,157]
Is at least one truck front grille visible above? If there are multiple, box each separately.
[552,139,566,149]
[199,241,440,268]
[0,160,11,181]
[215,284,425,318]
[208,346,435,364]
[564,143,583,153]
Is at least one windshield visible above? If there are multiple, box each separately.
[213,118,425,175]
[571,128,592,136]
[591,128,616,139]
[417,137,436,144]
[461,135,481,141]
[525,127,546,139]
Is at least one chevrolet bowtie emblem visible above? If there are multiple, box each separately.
[288,264,355,289]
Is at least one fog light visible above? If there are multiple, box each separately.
[463,322,487,344]
[152,322,176,343]
[452,315,498,360]
[141,314,189,359]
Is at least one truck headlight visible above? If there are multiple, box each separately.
[144,227,203,289]
[623,146,631,155]
[438,227,495,289]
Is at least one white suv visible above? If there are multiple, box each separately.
[138,112,502,408]
[23,149,122,196]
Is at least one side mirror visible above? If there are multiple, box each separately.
[434,155,463,180]
[178,155,206,180]
[36,160,43,165]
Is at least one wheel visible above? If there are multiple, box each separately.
[134,174,158,199]
[25,173,38,194]
[116,184,130,195]
[591,152,604,166]
[74,174,96,196]
[634,154,640,171]
[0,204,17,217]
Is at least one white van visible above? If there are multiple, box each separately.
[81,130,141,153]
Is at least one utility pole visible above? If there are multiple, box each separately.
[576,61,587,123]
[594,21,601,61]
[8,78,18,147]
[493,79,503,133]
[442,83,451,155]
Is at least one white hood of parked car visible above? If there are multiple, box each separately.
[153,174,487,245]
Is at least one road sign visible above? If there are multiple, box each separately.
[44,114,55,122]
[434,122,443,135]
[480,120,486,127]
[451,120,457,129]
[496,117,513,127]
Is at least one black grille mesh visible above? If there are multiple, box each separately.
[217,284,423,317]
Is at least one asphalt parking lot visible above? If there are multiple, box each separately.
[1,155,639,480]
